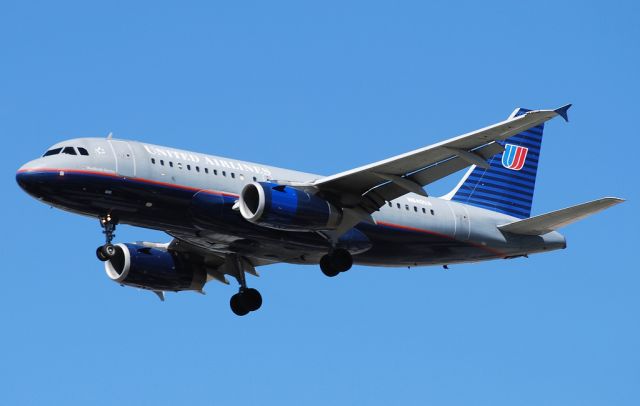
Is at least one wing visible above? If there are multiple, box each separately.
[314,104,572,213]
[167,235,279,284]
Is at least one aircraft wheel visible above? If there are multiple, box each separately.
[230,293,250,316]
[331,248,353,272]
[241,288,262,311]
[96,246,109,261]
[320,255,340,277]
[96,244,116,261]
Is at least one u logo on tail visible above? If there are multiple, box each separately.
[502,144,528,171]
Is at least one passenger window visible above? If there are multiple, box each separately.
[422,208,426,214]
[187,164,191,170]
[151,158,156,164]
[430,209,435,215]
[253,176,257,181]
[160,160,164,166]
[78,147,89,156]
[214,169,218,175]
[169,161,173,167]
[388,202,392,207]
[196,166,200,172]
[222,171,226,177]
[43,148,62,157]
[231,173,235,179]
[405,204,409,211]
[205,168,209,174]
[396,203,401,209]
[62,147,77,155]
[414,206,417,212]
[177,163,183,169]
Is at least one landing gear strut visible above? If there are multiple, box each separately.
[320,248,353,277]
[96,214,118,261]
[229,255,262,316]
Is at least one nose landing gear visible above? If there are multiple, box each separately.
[96,214,118,261]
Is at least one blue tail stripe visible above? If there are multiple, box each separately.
[458,180,534,198]
[453,189,533,209]
[471,163,538,182]
[466,171,536,189]
[490,154,538,175]
[466,172,536,189]
[524,127,543,136]
[455,182,536,201]
[503,139,541,152]
[451,107,543,219]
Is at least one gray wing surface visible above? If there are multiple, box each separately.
[498,197,624,235]
[313,105,571,213]
[168,235,279,284]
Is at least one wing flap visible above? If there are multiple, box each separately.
[497,197,624,235]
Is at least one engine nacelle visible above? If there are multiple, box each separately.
[105,243,207,292]
[239,182,342,231]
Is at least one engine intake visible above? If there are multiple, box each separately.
[105,243,207,292]
[239,182,342,232]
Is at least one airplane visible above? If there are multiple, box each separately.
[16,104,623,315]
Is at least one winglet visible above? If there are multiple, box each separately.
[554,104,572,122]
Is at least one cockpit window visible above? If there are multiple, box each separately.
[43,146,89,157]
[43,148,62,157]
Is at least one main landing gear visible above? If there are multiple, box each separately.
[96,214,118,262]
[229,255,262,316]
[230,288,262,316]
[320,248,353,277]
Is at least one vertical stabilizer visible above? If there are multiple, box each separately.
[448,108,544,219]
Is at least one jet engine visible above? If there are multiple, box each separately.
[238,182,342,231]
[104,243,207,292]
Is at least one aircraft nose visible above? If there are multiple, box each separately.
[16,163,32,190]
[16,160,46,194]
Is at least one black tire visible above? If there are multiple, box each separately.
[99,244,117,259]
[241,288,262,311]
[230,293,249,316]
[96,246,109,262]
[320,255,340,277]
[331,248,353,273]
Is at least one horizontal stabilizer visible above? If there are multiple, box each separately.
[498,197,624,235]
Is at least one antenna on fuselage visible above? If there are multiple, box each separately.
[106,132,113,139]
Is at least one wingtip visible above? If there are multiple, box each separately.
[603,196,626,204]
[554,104,572,122]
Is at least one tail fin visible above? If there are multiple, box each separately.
[448,107,543,219]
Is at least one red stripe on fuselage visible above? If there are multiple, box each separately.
[18,167,506,257]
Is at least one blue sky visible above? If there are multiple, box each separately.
[1,1,638,405]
